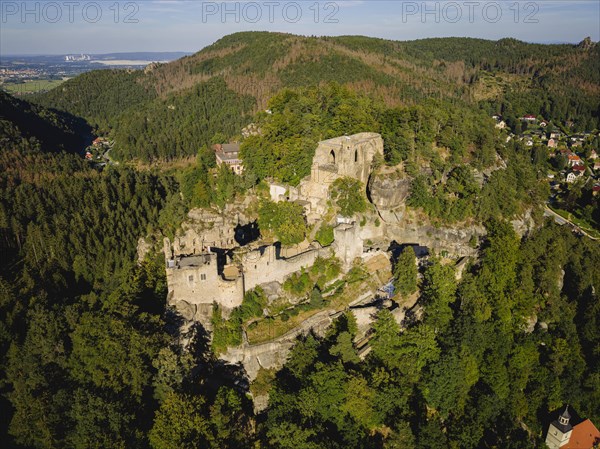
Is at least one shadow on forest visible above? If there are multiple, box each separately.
[167,313,251,402]
[1,91,94,153]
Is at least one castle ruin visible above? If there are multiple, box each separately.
[299,132,384,221]
[164,133,382,328]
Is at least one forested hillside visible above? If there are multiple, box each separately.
[0,90,91,153]
[32,32,600,162]
[32,70,156,131]
[2,126,599,448]
[1,32,599,449]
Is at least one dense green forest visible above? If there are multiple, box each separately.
[32,70,156,131]
[0,90,90,153]
[237,82,553,225]
[2,136,599,448]
[32,32,600,162]
[111,78,255,160]
[1,32,599,448]
[263,221,600,448]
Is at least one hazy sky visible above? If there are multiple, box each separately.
[1,0,599,54]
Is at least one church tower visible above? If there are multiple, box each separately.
[546,406,573,449]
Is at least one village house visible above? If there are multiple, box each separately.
[92,137,107,147]
[566,165,585,183]
[213,143,244,175]
[540,120,548,127]
[593,184,600,196]
[551,132,562,140]
[568,154,583,167]
[593,161,600,173]
[524,136,534,147]
[589,150,598,160]
[545,406,600,449]
[548,139,558,149]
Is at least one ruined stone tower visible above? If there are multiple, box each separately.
[311,132,383,185]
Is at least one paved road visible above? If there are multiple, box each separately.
[544,206,598,241]
[102,147,118,165]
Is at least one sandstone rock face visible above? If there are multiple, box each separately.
[221,310,333,381]
[368,172,411,210]
[511,208,536,237]
[251,394,270,414]
[137,237,152,263]
[358,213,485,259]
[386,223,484,257]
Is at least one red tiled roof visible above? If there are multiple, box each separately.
[561,420,600,449]
[572,165,585,172]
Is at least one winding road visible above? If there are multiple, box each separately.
[544,206,598,241]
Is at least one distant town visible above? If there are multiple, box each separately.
[0,52,190,95]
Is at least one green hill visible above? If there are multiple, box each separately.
[0,90,91,154]
[32,32,600,161]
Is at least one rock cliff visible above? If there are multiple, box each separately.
[368,169,412,211]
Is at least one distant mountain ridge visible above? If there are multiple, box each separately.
[31,32,600,161]
[3,52,191,61]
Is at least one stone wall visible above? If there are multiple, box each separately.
[332,223,363,268]
[165,242,245,326]
[299,133,384,221]
[242,244,327,291]
[221,310,334,380]
[165,221,366,327]
[311,133,383,184]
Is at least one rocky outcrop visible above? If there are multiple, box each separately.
[242,123,261,138]
[578,36,594,50]
[359,211,485,258]
[137,237,152,263]
[368,170,412,211]
[221,310,334,380]
[511,209,536,238]
[389,223,483,257]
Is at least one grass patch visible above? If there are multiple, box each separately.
[250,368,277,397]
[283,256,341,297]
[549,206,600,239]
[211,288,268,354]
[315,223,334,247]
[246,261,379,345]
[2,79,67,94]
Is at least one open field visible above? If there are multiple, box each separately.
[1,79,67,94]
